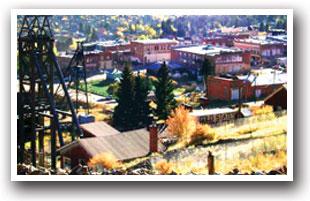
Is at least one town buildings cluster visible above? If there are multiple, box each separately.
[57,25,287,103]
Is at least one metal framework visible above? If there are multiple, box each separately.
[55,42,90,116]
[17,15,83,170]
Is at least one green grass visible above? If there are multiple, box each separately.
[173,88,186,96]
[78,79,115,97]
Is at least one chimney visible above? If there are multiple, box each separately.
[149,121,158,153]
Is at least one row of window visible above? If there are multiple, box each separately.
[86,55,110,63]
[145,45,171,51]
[206,41,226,46]
[178,52,203,61]
[262,49,282,57]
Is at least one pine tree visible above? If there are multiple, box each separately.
[154,61,177,121]
[112,63,135,131]
[199,58,215,92]
[259,22,265,32]
[132,73,151,128]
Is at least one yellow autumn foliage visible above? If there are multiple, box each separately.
[154,159,173,174]
[87,152,119,170]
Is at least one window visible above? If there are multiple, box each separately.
[63,157,71,169]
[231,88,239,100]
[224,87,228,97]
[255,89,262,98]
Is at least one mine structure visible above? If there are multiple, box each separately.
[17,15,83,170]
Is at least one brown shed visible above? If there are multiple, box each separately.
[264,85,287,110]
[59,128,164,168]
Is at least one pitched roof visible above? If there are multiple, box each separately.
[60,128,165,161]
[80,121,120,137]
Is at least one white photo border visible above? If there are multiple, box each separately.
[11,9,293,181]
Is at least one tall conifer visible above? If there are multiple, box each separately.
[154,61,177,120]
[112,63,135,131]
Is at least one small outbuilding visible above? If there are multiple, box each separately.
[264,85,287,110]
[59,124,164,169]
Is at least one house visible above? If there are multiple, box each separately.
[59,122,164,169]
[233,37,286,65]
[264,85,287,111]
[171,45,251,75]
[130,39,179,64]
[207,68,287,101]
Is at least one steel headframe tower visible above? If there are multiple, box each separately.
[17,15,83,170]
[56,41,90,116]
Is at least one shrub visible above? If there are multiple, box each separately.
[166,106,215,148]
[154,159,173,174]
[189,124,215,145]
[87,152,119,171]
[166,106,197,141]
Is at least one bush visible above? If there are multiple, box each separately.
[189,124,215,146]
[166,106,215,148]
[87,152,119,171]
[154,159,173,174]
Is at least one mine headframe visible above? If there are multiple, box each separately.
[55,41,90,116]
[17,15,83,170]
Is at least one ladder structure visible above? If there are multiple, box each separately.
[17,15,83,170]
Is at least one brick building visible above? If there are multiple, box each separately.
[130,39,179,64]
[233,38,286,65]
[201,37,231,47]
[171,45,251,75]
[207,68,287,101]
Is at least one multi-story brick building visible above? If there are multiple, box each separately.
[201,37,231,47]
[130,39,179,64]
[207,68,287,101]
[171,45,251,75]
[233,38,286,65]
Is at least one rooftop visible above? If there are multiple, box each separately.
[83,40,130,48]
[190,107,236,117]
[235,38,283,45]
[132,38,179,45]
[80,121,120,138]
[237,68,287,86]
[60,128,165,161]
[173,45,242,56]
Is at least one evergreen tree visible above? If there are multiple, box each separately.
[265,23,270,32]
[112,63,135,131]
[154,61,177,121]
[89,28,98,42]
[132,73,151,128]
[259,22,265,32]
[200,58,215,92]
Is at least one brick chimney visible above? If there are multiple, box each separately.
[149,121,158,153]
